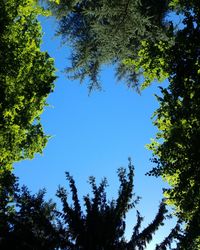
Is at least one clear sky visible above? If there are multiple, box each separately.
[14,15,176,249]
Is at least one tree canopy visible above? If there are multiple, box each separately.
[1,0,200,248]
[145,2,200,247]
[0,0,56,172]
[57,163,170,250]
[0,163,184,249]
[0,171,61,250]
[46,0,171,91]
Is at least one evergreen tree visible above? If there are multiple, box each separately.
[46,0,171,91]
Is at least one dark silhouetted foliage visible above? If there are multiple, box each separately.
[0,162,185,249]
[0,171,62,250]
[57,160,182,249]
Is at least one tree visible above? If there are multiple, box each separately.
[0,171,62,250]
[146,2,200,247]
[57,160,182,250]
[46,0,171,91]
[0,162,183,249]
[0,0,56,172]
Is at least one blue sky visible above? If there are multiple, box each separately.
[14,16,176,248]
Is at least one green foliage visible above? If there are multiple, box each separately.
[123,39,172,90]
[147,4,200,247]
[0,163,184,249]
[46,0,170,91]
[0,0,56,171]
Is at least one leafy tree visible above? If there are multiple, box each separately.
[145,2,200,247]
[57,160,182,250]
[45,0,171,91]
[0,0,56,172]
[0,162,184,249]
[123,38,172,90]
[0,171,62,250]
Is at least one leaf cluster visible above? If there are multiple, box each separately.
[147,3,200,247]
[0,0,56,171]
[46,0,170,91]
